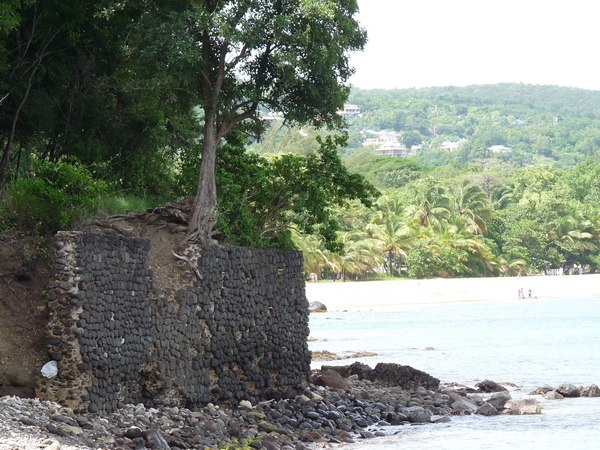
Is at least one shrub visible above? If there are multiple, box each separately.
[5,155,108,231]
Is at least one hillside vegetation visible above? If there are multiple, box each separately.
[252,84,600,278]
[347,84,600,169]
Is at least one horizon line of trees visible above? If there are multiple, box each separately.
[294,159,600,280]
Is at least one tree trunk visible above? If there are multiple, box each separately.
[0,138,14,191]
[187,116,219,245]
[0,135,7,183]
[14,142,23,181]
[0,51,44,190]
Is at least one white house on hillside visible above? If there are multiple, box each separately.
[440,139,467,152]
[488,144,512,153]
[363,131,413,157]
[339,104,361,117]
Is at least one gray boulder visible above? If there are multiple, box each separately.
[556,383,580,398]
[450,395,478,414]
[324,362,440,390]
[505,398,542,415]
[543,390,564,400]
[311,369,350,390]
[405,406,433,423]
[143,429,170,449]
[529,385,553,395]
[476,402,500,416]
[308,301,327,313]
[487,391,512,410]
[580,384,600,397]
[475,379,507,393]
[371,362,440,390]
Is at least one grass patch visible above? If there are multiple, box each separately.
[96,194,161,216]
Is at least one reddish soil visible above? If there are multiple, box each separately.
[0,232,52,397]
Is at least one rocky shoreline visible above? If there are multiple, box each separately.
[1,362,599,450]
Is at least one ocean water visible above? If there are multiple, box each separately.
[308,294,600,449]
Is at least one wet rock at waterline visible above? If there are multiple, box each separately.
[505,398,543,415]
[3,371,600,448]
[530,383,600,398]
[556,383,580,398]
[580,384,600,397]
[475,379,508,393]
[487,391,512,410]
[308,301,328,313]
[544,390,565,400]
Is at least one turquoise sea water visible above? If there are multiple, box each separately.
[308,294,600,449]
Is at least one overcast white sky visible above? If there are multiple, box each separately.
[349,0,600,91]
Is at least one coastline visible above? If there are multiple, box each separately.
[1,276,598,448]
[305,275,600,449]
[305,274,600,312]
[2,364,577,450]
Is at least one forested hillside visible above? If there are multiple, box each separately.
[347,84,600,168]
[252,84,600,278]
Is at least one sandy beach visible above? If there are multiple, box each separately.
[305,274,600,312]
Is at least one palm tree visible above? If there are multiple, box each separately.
[333,231,382,280]
[560,216,596,251]
[292,231,338,279]
[547,212,599,271]
[495,256,529,276]
[491,184,514,209]
[368,194,418,276]
[425,221,497,277]
[450,181,493,235]
[407,181,451,230]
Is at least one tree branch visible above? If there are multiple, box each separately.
[0,27,61,189]
[226,43,248,70]
[260,224,289,238]
[9,1,40,78]
[215,41,228,95]
[217,102,259,140]
[231,99,257,111]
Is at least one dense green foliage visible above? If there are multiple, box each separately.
[254,85,600,279]
[0,0,373,249]
[294,158,600,279]
[177,133,376,250]
[2,0,599,278]
[347,84,600,169]
[124,0,366,242]
[2,155,107,230]
[0,0,188,196]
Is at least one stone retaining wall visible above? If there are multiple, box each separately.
[37,232,311,413]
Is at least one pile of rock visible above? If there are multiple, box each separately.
[3,366,597,449]
[530,383,600,400]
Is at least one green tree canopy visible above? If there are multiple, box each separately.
[129,0,367,244]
